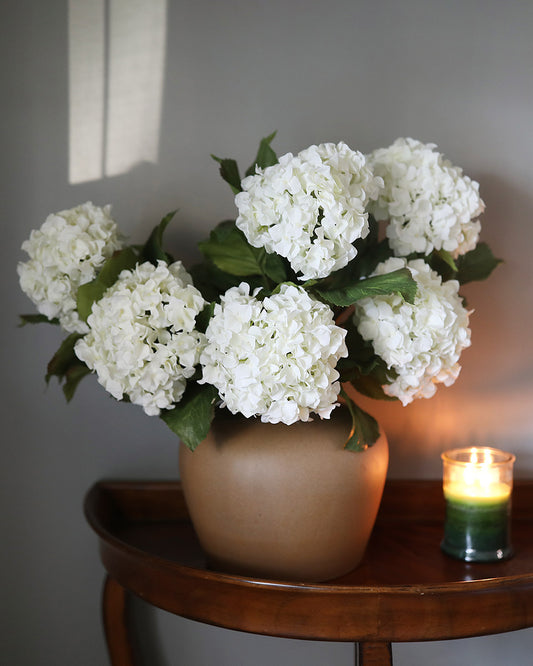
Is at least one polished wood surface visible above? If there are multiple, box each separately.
[358,642,393,666]
[102,576,137,666]
[85,479,533,664]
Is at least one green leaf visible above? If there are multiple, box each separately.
[314,268,417,307]
[340,389,381,451]
[198,219,287,285]
[19,314,59,327]
[257,249,288,283]
[347,374,398,401]
[337,324,375,373]
[434,249,458,272]
[46,333,84,383]
[427,250,456,282]
[45,333,91,401]
[315,238,391,294]
[356,238,393,279]
[456,242,503,284]
[212,133,278,192]
[160,383,219,451]
[364,214,380,246]
[245,131,278,176]
[211,155,242,194]
[188,261,244,301]
[138,210,176,264]
[76,247,138,322]
[62,364,92,402]
[199,221,262,276]
[337,323,397,400]
[195,302,215,333]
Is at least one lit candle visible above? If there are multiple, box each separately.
[441,447,515,562]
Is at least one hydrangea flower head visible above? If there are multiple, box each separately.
[368,138,484,257]
[235,142,382,280]
[199,283,348,424]
[17,202,123,333]
[74,261,206,416]
[353,257,471,405]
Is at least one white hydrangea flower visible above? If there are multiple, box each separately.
[368,138,484,257]
[74,261,206,416]
[199,283,348,424]
[17,202,123,333]
[235,142,382,281]
[353,257,471,405]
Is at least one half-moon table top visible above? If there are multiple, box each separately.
[84,479,533,643]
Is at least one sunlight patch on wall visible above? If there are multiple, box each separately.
[68,0,167,184]
[68,0,105,184]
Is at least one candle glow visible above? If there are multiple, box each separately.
[441,447,515,562]
[444,448,512,504]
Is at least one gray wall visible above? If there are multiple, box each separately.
[3,0,533,663]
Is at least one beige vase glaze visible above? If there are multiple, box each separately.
[179,408,388,582]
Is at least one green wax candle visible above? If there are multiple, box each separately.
[441,448,515,562]
[441,488,513,562]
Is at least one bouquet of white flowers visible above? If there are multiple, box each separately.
[18,134,500,451]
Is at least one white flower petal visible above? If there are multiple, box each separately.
[235,142,381,280]
[353,257,471,405]
[199,283,347,424]
[74,261,206,416]
[17,202,123,333]
[368,138,484,257]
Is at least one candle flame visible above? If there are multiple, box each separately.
[468,447,494,465]
[443,447,514,502]
[463,448,498,493]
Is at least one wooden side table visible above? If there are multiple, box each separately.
[84,480,533,665]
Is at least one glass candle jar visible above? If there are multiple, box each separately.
[441,447,515,562]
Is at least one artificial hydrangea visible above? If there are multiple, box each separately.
[235,142,382,280]
[74,261,206,416]
[17,202,123,333]
[368,138,484,257]
[199,282,348,424]
[353,257,471,405]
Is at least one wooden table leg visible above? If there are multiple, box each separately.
[357,641,393,665]
[102,575,138,666]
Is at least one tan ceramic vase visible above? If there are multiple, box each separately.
[179,407,388,582]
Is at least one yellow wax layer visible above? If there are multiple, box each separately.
[444,481,511,505]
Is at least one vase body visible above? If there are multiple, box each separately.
[179,408,388,582]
